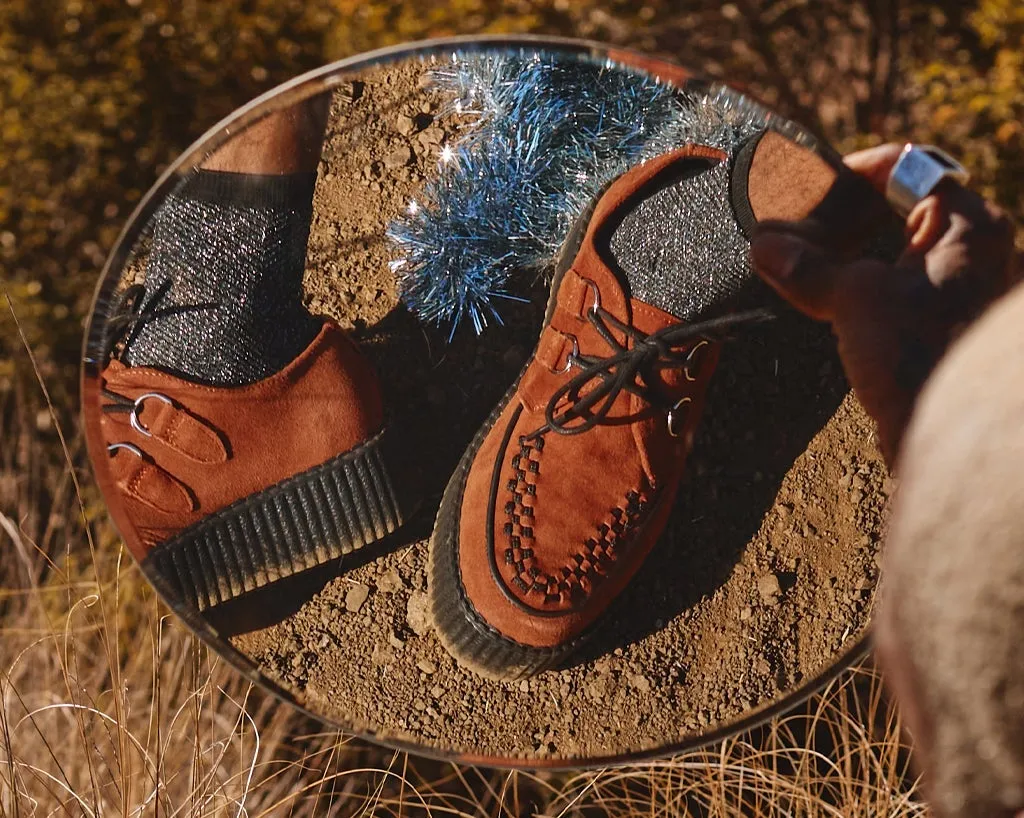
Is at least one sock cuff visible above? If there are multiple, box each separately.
[175,169,318,211]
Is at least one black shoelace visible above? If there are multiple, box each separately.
[100,280,216,416]
[534,305,774,437]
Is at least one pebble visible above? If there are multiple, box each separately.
[395,114,415,135]
[417,659,436,675]
[388,631,405,650]
[377,569,405,594]
[345,583,370,613]
[384,144,413,168]
[757,573,781,602]
[406,591,431,636]
[630,674,651,694]
[519,680,529,693]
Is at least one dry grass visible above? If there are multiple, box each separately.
[0,295,925,817]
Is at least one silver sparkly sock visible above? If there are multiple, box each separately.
[606,157,755,322]
[123,170,320,386]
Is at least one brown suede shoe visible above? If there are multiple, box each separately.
[97,314,411,610]
[429,122,846,679]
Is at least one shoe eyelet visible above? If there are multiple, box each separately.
[667,396,693,438]
[579,276,601,316]
[683,340,709,383]
[129,392,174,438]
[552,333,580,375]
[107,441,145,459]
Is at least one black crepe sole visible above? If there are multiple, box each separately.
[426,182,601,681]
[144,427,410,611]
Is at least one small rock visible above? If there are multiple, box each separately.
[519,680,529,693]
[290,653,305,669]
[417,659,436,675]
[430,685,445,699]
[740,606,753,621]
[395,114,415,135]
[388,631,405,650]
[406,591,431,636]
[384,144,413,169]
[345,583,370,613]
[586,674,612,701]
[757,573,781,601]
[377,569,405,594]
[630,674,651,694]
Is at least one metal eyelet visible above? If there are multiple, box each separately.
[129,392,173,438]
[683,340,709,383]
[107,441,145,458]
[553,334,580,374]
[579,277,601,316]
[667,396,693,438]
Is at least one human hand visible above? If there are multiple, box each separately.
[750,143,1016,467]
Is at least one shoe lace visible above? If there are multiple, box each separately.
[537,302,774,437]
[100,280,217,416]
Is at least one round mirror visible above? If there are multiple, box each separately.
[82,36,894,766]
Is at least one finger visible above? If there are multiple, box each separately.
[843,143,905,193]
[750,231,845,319]
[900,184,1016,300]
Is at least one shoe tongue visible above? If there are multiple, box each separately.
[603,152,754,323]
[730,130,839,231]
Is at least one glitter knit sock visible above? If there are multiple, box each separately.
[605,155,755,321]
[123,169,321,386]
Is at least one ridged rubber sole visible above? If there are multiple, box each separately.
[429,381,592,681]
[427,185,603,681]
[145,427,407,611]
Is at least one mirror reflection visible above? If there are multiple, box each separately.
[83,41,893,765]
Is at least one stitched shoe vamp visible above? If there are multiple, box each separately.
[99,321,384,557]
[456,389,686,649]
[455,281,713,651]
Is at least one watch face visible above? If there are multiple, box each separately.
[82,36,883,768]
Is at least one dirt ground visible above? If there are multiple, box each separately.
[188,53,889,763]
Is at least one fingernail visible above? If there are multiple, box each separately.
[751,232,804,281]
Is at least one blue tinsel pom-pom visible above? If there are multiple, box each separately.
[388,51,769,338]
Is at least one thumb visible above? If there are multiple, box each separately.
[750,231,849,321]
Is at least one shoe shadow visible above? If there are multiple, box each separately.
[352,287,551,503]
[566,304,848,668]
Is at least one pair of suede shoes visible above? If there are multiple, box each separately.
[96,97,849,682]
